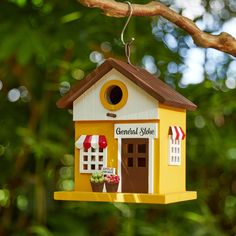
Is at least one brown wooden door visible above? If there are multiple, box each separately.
[121,138,149,193]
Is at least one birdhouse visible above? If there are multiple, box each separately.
[54,58,197,204]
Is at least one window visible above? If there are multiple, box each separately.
[100,80,128,111]
[76,135,107,173]
[168,135,181,166]
[80,147,107,173]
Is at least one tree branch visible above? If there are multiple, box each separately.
[78,0,236,57]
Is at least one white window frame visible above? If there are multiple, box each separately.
[80,147,107,173]
[168,135,181,166]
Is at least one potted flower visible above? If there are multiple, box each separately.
[90,172,105,192]
[105,174,120,192]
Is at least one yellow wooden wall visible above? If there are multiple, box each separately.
[74,121,117,191]
[158,104,187,194]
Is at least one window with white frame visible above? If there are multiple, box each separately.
[168,136,181,166]
[80,147,107,173]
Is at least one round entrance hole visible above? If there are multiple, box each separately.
[106,85,123,105]
[100,80,128,111]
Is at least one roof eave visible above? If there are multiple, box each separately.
[162,101,197,111]
[56,58,198,111]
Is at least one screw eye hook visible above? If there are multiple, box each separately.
[120,1,135,64]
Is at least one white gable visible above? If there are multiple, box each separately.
[73,68,158,121]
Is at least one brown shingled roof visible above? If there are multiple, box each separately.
[57,58,197,111]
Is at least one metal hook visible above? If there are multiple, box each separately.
[120,1,135,64]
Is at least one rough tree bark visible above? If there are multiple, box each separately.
[78,0,236,57]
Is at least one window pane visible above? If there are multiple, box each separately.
[83,156,88,161]
[128,144,133,153]
[98,164,103,170]
[128,158,133,167]
[91,148,96,153]
[99,148,103,153]
[138,158,146,167]
[83,164,88,170]
[99,156,103,162]
[138,144,146,153]
[91,164,95,170]
[84,148,88,152]
[91,155,96,161]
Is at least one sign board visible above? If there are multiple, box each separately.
[102,167,116,175]
[114,123,158,139]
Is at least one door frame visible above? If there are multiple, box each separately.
[117,137,154,193]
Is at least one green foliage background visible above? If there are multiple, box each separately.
[0,0,236,235]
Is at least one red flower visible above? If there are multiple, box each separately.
[105,174,120,184]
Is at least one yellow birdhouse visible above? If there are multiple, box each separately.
[54,58,197,204]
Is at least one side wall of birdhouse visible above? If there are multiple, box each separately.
[158,104,187,194]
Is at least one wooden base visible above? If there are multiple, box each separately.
[54,191,197,204]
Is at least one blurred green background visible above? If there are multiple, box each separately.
[0,0,236,235]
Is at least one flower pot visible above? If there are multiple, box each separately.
[90,182,104,192]
[105,182,119,192]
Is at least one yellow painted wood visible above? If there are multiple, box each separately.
[158,104,187,194]
[54,191,197,204]
[74,121,116,191]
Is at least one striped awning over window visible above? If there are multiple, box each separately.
[75,135,107,149]
[169,126,185,140]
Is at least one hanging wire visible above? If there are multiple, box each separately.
[120,1,135,65]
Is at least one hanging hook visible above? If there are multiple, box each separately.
[120,1,135,64]
[121,1,134,46]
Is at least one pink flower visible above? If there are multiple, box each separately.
[105,174,120,184]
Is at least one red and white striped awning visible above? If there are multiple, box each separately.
[75,135,107,149]
[169,126,185,140]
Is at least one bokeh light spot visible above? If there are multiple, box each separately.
[61,154,74,166]
[0,189,10,207]
[59,166,73,179]
[142,55,157,74]
[101,42,112,52]
[59,81,71,96]
[225,77,236,89]
[89,51,103,64]
[17,195,28,211]
[19,86,31,102]
[0,145,5,156]
[194,115,206,129]
[61,180,74,191]
[167,62,178,74]
[164,33,178,51]
[227,148,236,160]
[71,69,85,80]
[32,0,43,7]
[8,89,21,102]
